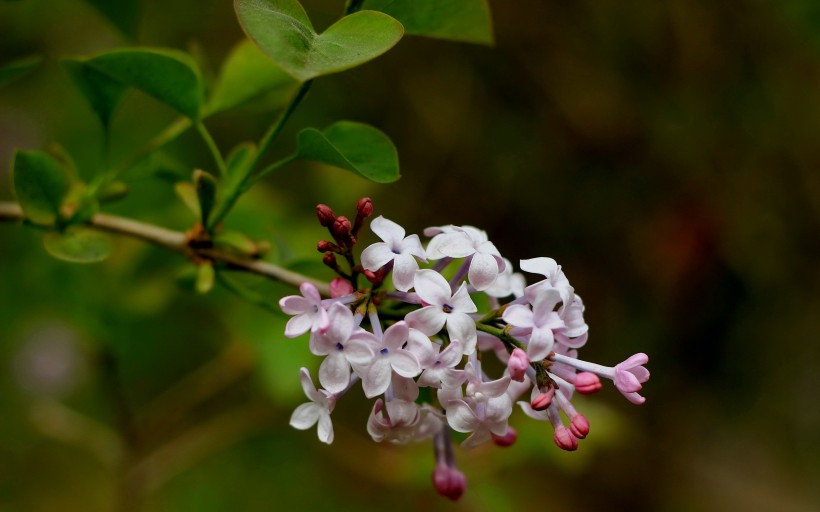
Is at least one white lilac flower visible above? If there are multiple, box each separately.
[417,340,463,389]
[484,257,526,298]
[367,398,444,444]
[555,294,589,349]
[358,321,423,398]
[290,368,336,444]
[406,269,478,354]
[425,225,505,291]
[502,287,566,361]
[520,257,574,308]
[309,303,375,394]
[279,282,330,337]
[360,216,427,292]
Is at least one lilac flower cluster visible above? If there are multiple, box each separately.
[279,199,650,500]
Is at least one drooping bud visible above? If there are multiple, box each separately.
[531,387,555,411]
[491,427,517,447]
[316,204,336,227]
[574,372,602,394]
[317,240,338,253]
[507,348,529,382]
[569,414,590,439]
[329,277,354,298]
[432,463,467,501]
[553,425,579,451]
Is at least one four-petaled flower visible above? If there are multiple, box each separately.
[310,302,375,394]
[406,269,478,354]
[425,225,505,291]
[279,282,330,337]
[361,216,427,292]
[290,368,336,444]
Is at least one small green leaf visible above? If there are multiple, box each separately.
[43,227,114,263]
[66,49,204,122]
[174,181,200,217]
[194,169,218,227]
[235,0,404,82]
[295,121,399,183]
[97,181,129,203]
[214,230,259,255]
[12,150,73,226]
[205,38,297,115]
[0,55,43,87]
[196,262,215,294]
[362,0,494,45]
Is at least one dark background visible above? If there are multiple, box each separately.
[1,1,819,510]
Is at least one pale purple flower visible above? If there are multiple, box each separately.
[279,282,329,337]
[309,303,374,394]
[425,225,505,291]
[502,287,566,361]
[406,269,478,354]
[367,398,443,444]
[417,340,463,388]
[555,294,589,349]
[443,391,513,450]
[484,257,526,298]
[358,321,422,398]
[520,257,574,307]
[289,368,336,444]
[550,352,650,404]
[360,216,427,292]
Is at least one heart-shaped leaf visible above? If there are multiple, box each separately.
[205,38,297,115]
[64,48,204,123]
[362,0,494,45]
[235,0,404,82]
[43,227,114,263]
[0,55,44,87]
[295,121,399,183]
[12,150,73,226]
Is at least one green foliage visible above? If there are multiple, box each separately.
[295,121,400,183]
[205,38,297,116]
[42,227,114,263]
[11,150,72,226]
[194,169,218,227]
[363,0,494,45]
[65,48,204,124]
[0,55,43,87]
[84,0,140,39]
[234,0,404,82]
[196,262,216,294]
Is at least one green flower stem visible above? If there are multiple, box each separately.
[113,116,192,176]
[195,122,227,177]
[0,201,330,296]
[475,322,526,352]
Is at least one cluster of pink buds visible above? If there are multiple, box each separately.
[279,198,650,500]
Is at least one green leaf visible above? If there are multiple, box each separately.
[235,0,404,82]
[0,55,43,87]
[205,38,297,115]
[65,49,204,122]
[43,227,114,263]
[97,181,129,203]
[295,121,399,183]
[11,150,73,226]
[362,0,494,45]
[174,181,200,217]
[196,262,215,294]
[84,0,140,39]
[213,231,259,255]
[194,169,218,227]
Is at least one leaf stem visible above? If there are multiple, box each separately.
[251,80,312,174]
[113,116,192,175]
[245,153,298,189]
[195,121,227,176]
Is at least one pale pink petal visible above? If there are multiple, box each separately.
[391,253,419,291]
[279,295,310,315]
[398,234,426,260]
[460,429,492,450]
[413,269,452,305]
[363,360,392,398]
[467,252,500,291]
[317,412,334,444]
[390,351,421,378]
[406,306,446,336]
[445,313,478,354]
[446,401,480,432]
[450,283,478,313]
[382,321,409,350]
[370,215,405,242]
[285,314,314,338]
[290,403,320,430]
[318,352,350,394]
[502,304,535,328]
[360,242,396,270]
[527,327,555,361]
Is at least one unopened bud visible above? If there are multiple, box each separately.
[553,425,579,451]
[507,348,529,382]
[574,372,602,394]
[492,427,517,447]
[356,197,373,217]
[569,414,590,439]
[317,240,337,253]
[329,277,354,298]
[322,252,337,268]
[530,387,555,411]
[364,269,382,284]
[316,204,336,227]
[331,216,351,239]
[432,464,467,501]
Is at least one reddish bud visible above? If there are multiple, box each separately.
[574,372,602,394]
[364,269,382,284]
[329,277,354,298]
[317,240,337,253]
[356,197,373,217]
[322,252,337,268]
[569,414,590,439]
[530,388,555,411]
[316,204,336,226]
[491,427,518,447]
[432,464,467,501]
[507,348,529,382]
[331,216,352,238]
[553,425,579,451]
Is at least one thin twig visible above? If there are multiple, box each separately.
[0,201,329,296]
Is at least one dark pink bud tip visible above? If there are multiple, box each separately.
[332,216,352,238]
[531,388,555,411]
[553,426,579,451]
[492,427,517,447]
[317,240,335,253]
[316,204,336,227]
[322,252,337,267]
[356,197,373,217]
[432,464,467,501]
[329,278,354,298]
[570,414,590,439]
[574,372,602,394]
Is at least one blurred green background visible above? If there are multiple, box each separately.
[2,0,820,510]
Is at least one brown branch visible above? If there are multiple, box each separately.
[0,201,329,295]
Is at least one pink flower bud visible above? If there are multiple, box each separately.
[530,387,555,411]
[329,278,354,298]
[507,348,529,382]
[356,197,373,217]
[553,425,579,451]
[492,427,517,447]
[331,216,351,238]
[432,464,467,501]
[322,252,337,268]
[315,204,335,227]
[569,414,590,439]
[317,240,336,253]
[574,372,602,394]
